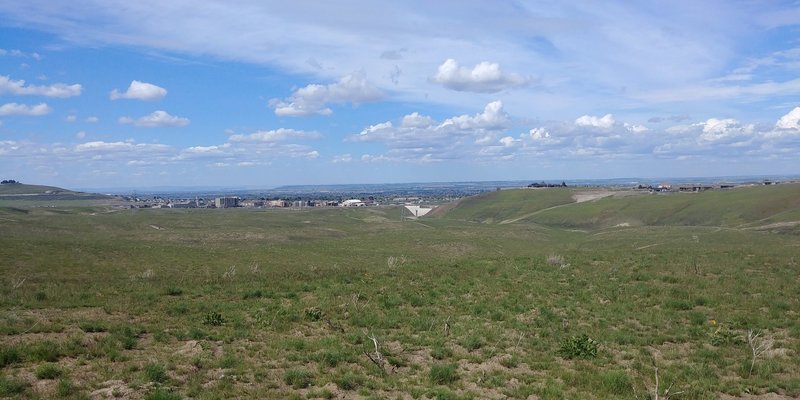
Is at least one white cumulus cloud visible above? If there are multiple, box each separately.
[0,102,52,116]
[118,110,190,128]
[698,118,753,142]
[110,80,167,101]
[776,106,800,130]
[431,59,529,93]
[271,71,383,117]
[0,75,82,98]
[439,100,511,130]
[228,128,320,142]
[349,101,512,162]
[575,114,616,129]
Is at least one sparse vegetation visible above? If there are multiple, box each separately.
[429,363,459,385]
[283,368,314,388]
[35,363,62,379]
[0,184,799,398]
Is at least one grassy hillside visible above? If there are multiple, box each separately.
[1,201,799,399]
[0,183,110,202]
[433,187,575,223]
[527,184,800,229]
[0,183,68,195]
[436,184,800,230]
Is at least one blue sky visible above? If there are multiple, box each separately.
[1,1,799,189]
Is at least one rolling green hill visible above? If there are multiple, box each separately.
[432,187,575,223]
[436,184,800,231]
[0,183,69,195]
[0,182,110,201]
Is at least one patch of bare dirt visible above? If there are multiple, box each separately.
[719,394,800,400]
[572,191,615,203]
[174,340,203,357]
[90,380,147,399]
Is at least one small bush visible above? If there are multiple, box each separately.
[710,328,742,346]
[429,363,459,385]
[144,364,169,383]
[283,368,313,388]
[34,291,47,301]
[35,363,62,379]
[304,307,324,321]
[204,312,225,326]
[559,334,598,359]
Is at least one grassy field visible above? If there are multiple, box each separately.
[1,184,799,399]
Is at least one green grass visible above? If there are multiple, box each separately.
[429,363,459,385]
[35,363,62,379]
[0,184,798,398]
[144,364,169,383]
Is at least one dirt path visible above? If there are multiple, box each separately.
[498,191,615,225]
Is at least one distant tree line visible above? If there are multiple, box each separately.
[1,179,20,184]
[528,181,567,188]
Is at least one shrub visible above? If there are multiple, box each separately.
[304,307,324,321]
[204,312,225,326]
[144,364,169,383]
[559,334,598,359]
[283,369,313,388]
[710,328,742,346]
[35,363,62,379]
[429,363,459,385]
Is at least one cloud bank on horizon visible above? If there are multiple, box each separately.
[0,0,799,188]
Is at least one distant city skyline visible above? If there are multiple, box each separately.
[1,1,799,188]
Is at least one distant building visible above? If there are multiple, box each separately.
[215,197,239,208]
[240,199,265,208]
[341,199,366,207]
